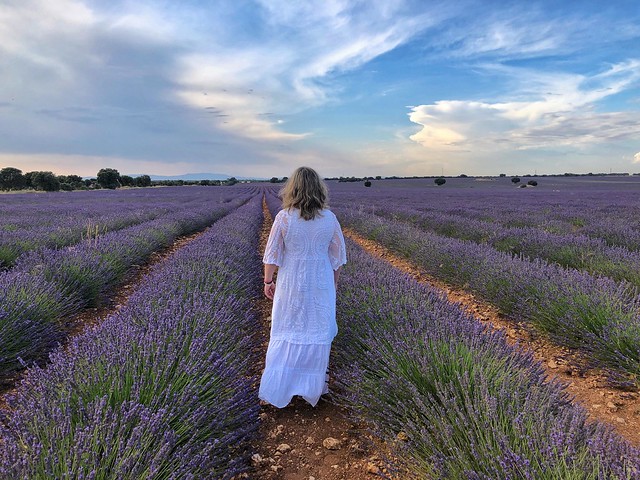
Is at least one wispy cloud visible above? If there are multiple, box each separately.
[173,1,442,142]
[428,3,640,60]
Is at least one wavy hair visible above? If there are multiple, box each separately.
[280,166,328,220]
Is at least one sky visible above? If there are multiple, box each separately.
[1,0,639,178]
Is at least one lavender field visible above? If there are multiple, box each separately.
[1,179,639,478]
[331,177,640,385]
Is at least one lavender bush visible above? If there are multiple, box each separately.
[0,194,264,479]
[264,190,283,216]
[333,240,640,479]
[0,273,81,384]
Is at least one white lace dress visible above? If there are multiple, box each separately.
[259,208,347,408]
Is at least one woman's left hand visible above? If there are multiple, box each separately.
[264,283,276,300]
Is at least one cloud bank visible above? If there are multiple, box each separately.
[409,61,640,157]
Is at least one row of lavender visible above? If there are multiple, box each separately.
[331,181,640,253]
[0,188,253,384]
[0,187,246,268]
[0,194,264,479]
[368,203,640,287]
[333,207,640,385]
[333,240,639,478]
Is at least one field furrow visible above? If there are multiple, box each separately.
[249,195,402,480]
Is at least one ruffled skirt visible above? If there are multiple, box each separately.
[258,340,330,408]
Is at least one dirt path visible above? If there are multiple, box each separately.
[343,227,640,448]
[247,200,403,480]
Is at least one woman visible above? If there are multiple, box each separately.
[259,166,347,408]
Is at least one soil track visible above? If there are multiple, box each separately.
[343,227,640,448]
[246,199,403,480]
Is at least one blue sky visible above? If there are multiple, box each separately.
[1,0,639,178]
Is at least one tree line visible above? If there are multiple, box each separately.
[0,167,238,192]
[0,167,151,192]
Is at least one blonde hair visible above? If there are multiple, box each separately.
[280,166,328,220]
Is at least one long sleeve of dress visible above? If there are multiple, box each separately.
[329,215,347,271]
[263,211,286,266]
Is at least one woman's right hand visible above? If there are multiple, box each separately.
[264,283,276,300]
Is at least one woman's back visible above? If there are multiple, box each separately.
[278,208,338,263]
[264,207,345,344]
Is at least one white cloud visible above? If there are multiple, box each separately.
[409,61,640,153]
[430,4,639,61]
[634,152,640,163]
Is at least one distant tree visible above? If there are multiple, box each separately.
[527,180,538,186]
[135,175,152,187]
[120,175,134,187]
[511,177,521,184]
[31,171,60,191]
[458,173,468,178]
[434,177,446,186]
[54,174,83,190]
[200,179,211,186]
[23,171,36,189]
[67,174,83,185]
[499,173,506,177]
[0,167,25,191]
[97,168,121,189]
[225,177,238,186]
[364,180,372,187]
[375,175,382,180]
[269,177,279,183]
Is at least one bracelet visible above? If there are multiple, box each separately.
[264,279,274,285]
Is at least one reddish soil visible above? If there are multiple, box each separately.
[245,200,406,480]
[343,227,640,448]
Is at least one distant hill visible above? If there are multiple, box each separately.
[126,173,263,181]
